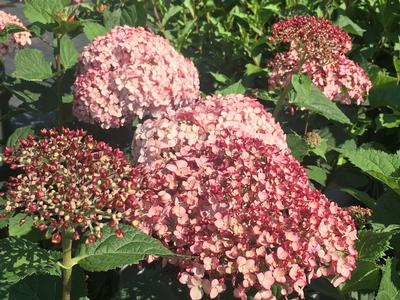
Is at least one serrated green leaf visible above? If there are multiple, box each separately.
[291,74,351,125]
[216,80,246,96]
[162,6,182,26]
[376,113,400,130]
[77,225,177,272]
[356,229,400,261]
[13,49,53,81]
[306,165,327,186]
[286,133,308,162]
[83,22,108,42]
[372,191,400,226]
[340,259,381,293]
[335,15,365,36]
[8,214,34,237]
[121,3,147,27]
[340,188,376,208]
[210,72,230,84]
[6,126,34,147]
[103,9,121,30]
[60,35,79,69]
[0,237,61,294]
[369,85,400,109]
[344,148,400,193]
[24,0,67,24]
[376,258,400,300]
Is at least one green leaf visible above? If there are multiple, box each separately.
[369,85,400,109]
[6,126,34,147]
[83,22,108,42]
[286,133,308,162]
[376,113,400,130]
[7,267,87,300]
[62,94,73,104]
[209,72,230,84]
[13,49,53,81]
[335,15,365,36]
[343,148,400,193]
[121,3,147,27]
[0,237,61,295]
[305,277,342,300]
[376,258,400,300]
[356,228,400,261]
[291,74,351,125]
[77,225,178,272]
[306,165,327,186]
[216,80,246,96]
[340,259,381,293]
[8,214,34,237]
[24,0,67,24]
[340,188,376,208]
[372,191,400,226]
[103,9,121,30]
[162,6,182,26]
[60,35,79,70]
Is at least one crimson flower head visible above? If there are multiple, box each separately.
[1,128,137,243]
[131,132,358,299]
[73,26,200,129]
[271,15,352,61]
[0,10,31,58]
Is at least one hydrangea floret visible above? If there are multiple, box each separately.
[132,94,288,166]
[0,128,137,244]
[73,26,200,129]
[268,16,371,105]
[0,10,31,58]
[130,132,358,299]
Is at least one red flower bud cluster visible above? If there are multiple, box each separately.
[131,132,358,299]
[1,128,137,243]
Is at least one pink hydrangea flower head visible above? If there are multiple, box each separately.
[72,26,200,129]
[271,16,352,61]
[130,133,358,299]
[268,49,372,105]
[0,128,138,243]
[132,94,288,166]
[0,10,31,57]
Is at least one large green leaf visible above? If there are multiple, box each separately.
[372,191,400,226]
[121,3,147,27]
[291,74,351,125]
[340,188,376,208]
[369,85,400,109]
[8,214,34,237]
[24,0,67,24]
[60,35,79,70]
[335,15,365,36]
[376,258,400,300]
[13,49,53,81]
[340,259,381,293]
[77,225,178,272]
[216,80,246,96]
[83,22,108,42]
[343,148,400,193]
[103,9,122,30]
[356,228,400,261]
[0,237,61,295]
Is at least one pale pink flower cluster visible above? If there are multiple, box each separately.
[130,133,357,299]
[73,26,200,129]
[132,94,288,165]
[0,11,31,58]
[268,16,371,105]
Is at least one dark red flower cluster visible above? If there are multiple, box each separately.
[1,128,137,243]
[271,15,352,62]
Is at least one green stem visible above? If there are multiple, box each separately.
[55,33,65,128]
[62,236,73,300]
[272,51,308,119]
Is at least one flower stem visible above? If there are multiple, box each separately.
[62,236,73,300]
